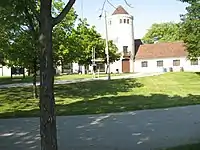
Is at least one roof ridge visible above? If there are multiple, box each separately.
[142,41,184,46]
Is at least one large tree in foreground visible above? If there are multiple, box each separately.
[39,0,76,150]
[180,0,200,59]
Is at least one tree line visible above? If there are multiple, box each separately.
[0,1,120,79]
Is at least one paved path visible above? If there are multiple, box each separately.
[1,105,200,150]
[0,72,163,89]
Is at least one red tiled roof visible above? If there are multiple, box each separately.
[135,42,187,59]
[112,5,129,15]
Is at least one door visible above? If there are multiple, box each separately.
[122,59,130,73]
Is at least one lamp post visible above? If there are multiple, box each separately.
[104,11,111,80]
[92,47,96,78]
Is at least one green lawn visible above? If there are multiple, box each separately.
[0,73,125,85]
[164,143,200,150]
[1,72,200,118]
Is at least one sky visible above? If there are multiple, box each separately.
[67,0,188,39]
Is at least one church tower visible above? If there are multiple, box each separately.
[107,5,135,73]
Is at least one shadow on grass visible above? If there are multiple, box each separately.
[0,87,34,101]
[0,78,142,118]
[54,78,143,99]
[1,93,200,118]
[56,94,200,116]
[195,72,200,76]
[0,76,37,85]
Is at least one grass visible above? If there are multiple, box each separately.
[0,73,126,85]
[164,143,200,150]
[1,72,200,118]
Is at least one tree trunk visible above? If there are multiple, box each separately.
[28,67,31,76]
[33,59,38,99]
[106,65,108,74]
[39,1,57,150]
[61,58,64,74]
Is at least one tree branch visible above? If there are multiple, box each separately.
[52,0,76,26]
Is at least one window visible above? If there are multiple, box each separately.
[173,60,180,66]
[141,61,148,67]
[157,60,163,67]
[109,20,112,25]
[97,63,105,72]
[123,46,128,53]
[120,19,122,23]
[127,19,129,24]
[191,59,198,65]
[124,19,126,23]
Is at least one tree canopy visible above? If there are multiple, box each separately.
[71,19,120,66]
[180,0,200,59]
[142,22,182,44]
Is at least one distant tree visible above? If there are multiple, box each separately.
[0,0,40,98]
[142,22,182,44]
[8,31,40,98]
[107,40,121,63]
[52,1,77,68]
[72,19,120,69]
[180,0,200,59]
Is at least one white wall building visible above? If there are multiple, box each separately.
[106,6,200,73]
[134,42,200,73]
[107,5,135,73]
[0,66,11,76]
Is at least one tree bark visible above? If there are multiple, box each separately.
[28,67,31,76]
[106,64,108,74]
[39,1,57,150]
[61,58,64,74]
[38,1,76,150]
[33,59,38,99]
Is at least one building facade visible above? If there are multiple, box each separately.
[0,66,11,76]
[134,42,200,73]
